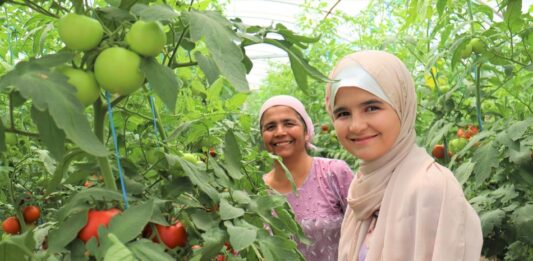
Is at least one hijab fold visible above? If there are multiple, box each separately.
[326,51,482,261]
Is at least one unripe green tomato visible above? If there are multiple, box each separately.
[126,20,167,57]
[182,153,201,164]
[60,67,100,107]
[94,47,145,95]
[449,138,468,154]
[460,43,473,59]
[469,38,485,54]
[57,13,103,51]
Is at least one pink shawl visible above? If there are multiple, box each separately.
[326,51,483,260]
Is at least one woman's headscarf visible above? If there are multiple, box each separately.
[259,95,316,150]
[326,51,482,260]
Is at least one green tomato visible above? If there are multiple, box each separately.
[4,132,17,145]
[94,47,145,95]
[60,67,100,107]
[469,38,485,54]
[182,153,201,164]
[460,43,473,59]
[449,138,468,154]
[57,13,103,51]
[126,20,167,57]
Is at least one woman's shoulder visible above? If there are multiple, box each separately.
[313,157,351,169]
[405,161,466,201]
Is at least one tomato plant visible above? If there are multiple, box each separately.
[57,13,103,51]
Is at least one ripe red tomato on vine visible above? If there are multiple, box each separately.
[23,205,41,223]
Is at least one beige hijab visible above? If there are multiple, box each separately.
[326,51,483,261]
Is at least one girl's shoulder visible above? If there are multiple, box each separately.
[313,157,352,171]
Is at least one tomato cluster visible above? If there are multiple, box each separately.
[432,125,479,159]
[1,205,41,235]
[55,13,168,102]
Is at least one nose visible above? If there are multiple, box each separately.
[348,115,367,133]
[273,125,287,136]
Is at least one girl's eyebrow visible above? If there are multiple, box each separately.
[333,99,384,115]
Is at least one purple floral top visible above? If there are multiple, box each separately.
[264,157,354,261]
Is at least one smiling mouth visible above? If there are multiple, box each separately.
[272,140,294,147]
[350,134,378,143]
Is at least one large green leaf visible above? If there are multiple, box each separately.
[225,220,257,251]
[219,198,245,220]
[224,130,243,179]
[472,142,499,184]
[109,199,154,242]
[263,38,330,83]
[130,3,180,22]
[258,235,302,261]
[189,208,220,231]
[0,59,107,157]
[512,204,533,244]
[128,239,174,261]
[172,155,219,202]
[0,121,5,153]
[31,106,65,160]
[48,210,88,252]
[194,52,220,85]
[141,58,180,112]
[187,10,249,92]
[480,209,505,237]
[103,234,135,261]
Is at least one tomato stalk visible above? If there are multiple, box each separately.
[94,100,118,191]
[6,172,27,232]
[474,63,484,131]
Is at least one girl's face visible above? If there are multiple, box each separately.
[332,87,401,161]
[260,106,307,159]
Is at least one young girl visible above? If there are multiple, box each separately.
[259,95,354,261]
[325,51,482,261]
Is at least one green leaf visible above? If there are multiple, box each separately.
[56,188,123,220]
[31,106,65,160]
[223,130,244,180]
[0,241,31,261]
[174,155,219,202]
[219,198,245,220]
[109,199,154,242]
[0,121,5,153]
[232,190,251,205]
[194,52,220,85]
[258,235,301,261]
[263,38,330,82]
[225,221,258,251]
[455,160,476,185]
[503,0,523,33]
[472,142,499,184]
[129,239,174,261]
[48,210,88,252]
[289,52,309,93]
[2,61,107,157]
[189,208,220,231]
[512,204,533,244]
[142,58,180,112]
[208,157,231,187]
[480,209,505,237]
[103,233,135,261]
[507,119,531,141]
[187,10,249,92]
[131,3,179,22]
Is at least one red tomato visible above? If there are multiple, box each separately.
[465,125,479,139]
[432,144,445,159]
[216,254,225,261]
[144,221,188,248]
[2,216,20,235]
[78,208,121,243]
[23,205,41,223]
[209,147,217,157]
[320,124,329,133]
[457,128,466,138]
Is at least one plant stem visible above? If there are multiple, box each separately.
[94,100,118,191]
[474,64,484,131]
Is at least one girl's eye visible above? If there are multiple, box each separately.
[366,106,380,112]
[334,111,349,119]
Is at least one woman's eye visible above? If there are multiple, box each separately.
[334,111,349,119]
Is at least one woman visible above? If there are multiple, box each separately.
[259,95,354,261]
[325,51,483,261]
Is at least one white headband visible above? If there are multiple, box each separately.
[330,64,392,112]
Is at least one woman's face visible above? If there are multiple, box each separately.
[260,106,307,159]
[332,87,401,161]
